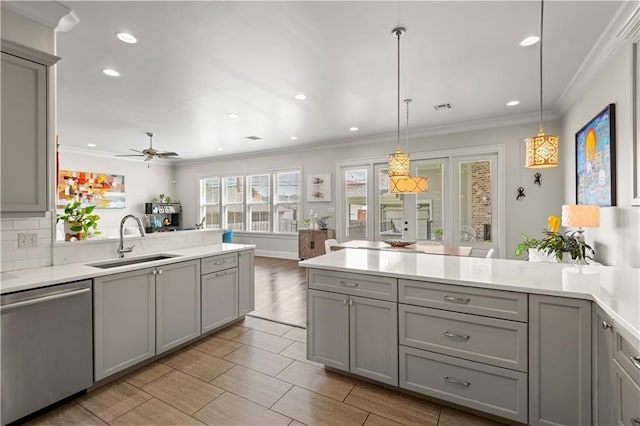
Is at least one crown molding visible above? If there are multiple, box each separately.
[555,1,640,115]
[618,3,640,42]
[1,1,78,32]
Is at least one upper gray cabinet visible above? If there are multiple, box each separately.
[1,40,60,215]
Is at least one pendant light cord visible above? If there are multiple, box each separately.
[397,29,401,151]
[539,0,544,134]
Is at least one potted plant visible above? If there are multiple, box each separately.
[537,230,594,263]
[56,202,101,240]
[514,233,541,259]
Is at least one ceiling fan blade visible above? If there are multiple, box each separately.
[144,155,153,162]
[157,152,179,157]
[130,148,144,153]
[116,154,145,157]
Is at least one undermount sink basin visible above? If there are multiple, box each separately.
[87,254,181,269]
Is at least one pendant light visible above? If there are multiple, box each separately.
[525,0,559,168]
[388,27,428,193]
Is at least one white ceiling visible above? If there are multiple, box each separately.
[54,1,624,161]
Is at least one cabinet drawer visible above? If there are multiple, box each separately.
[399,279,527,322]
[399,304,527,372]
[308,269,397,301]
[614,327,640,386]
[201,253,238,275]
[399,346,528,423]
[613,360,640,426]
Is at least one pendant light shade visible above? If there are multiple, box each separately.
[388,27,427,193]
[525,0,559,169]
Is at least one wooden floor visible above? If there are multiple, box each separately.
[249,256,307,327]
[27,317,504,426]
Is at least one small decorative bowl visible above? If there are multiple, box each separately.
[383,240,415,248]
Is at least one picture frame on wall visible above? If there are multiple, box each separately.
[575,103,616,206]
[307,173,332,202]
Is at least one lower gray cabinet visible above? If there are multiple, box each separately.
[202,268,239,333]
[94,268,156,381]
[529,294,592,426]
[593,304,615,426]
[238,250,255,316]
[613,359,640,426]
[156,260,201,354]
[307,289,398,386]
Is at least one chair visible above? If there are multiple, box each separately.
[485,248,495,259]
[324,238,338,254]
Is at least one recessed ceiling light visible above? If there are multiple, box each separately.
[506,100,520,106]
[294,93,307,100]
[227,113,239,119]
[87,143,96,147]
[217,147,224,151]
[520,36,540,47]
[290,136,298,140]
[116,32,137,44]
[349,127,359,132]
[102,68,120,77]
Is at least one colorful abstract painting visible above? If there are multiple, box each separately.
[575,104,616,206]
[57,170,126,209]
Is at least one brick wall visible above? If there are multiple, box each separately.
[471,162,492,241]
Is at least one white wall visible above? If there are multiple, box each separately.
[174,119,564,259]
[57,151,176,237]
[560,43,640,268]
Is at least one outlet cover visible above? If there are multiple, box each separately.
[18,233,38,248]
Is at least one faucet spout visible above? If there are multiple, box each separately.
[118,215,146,258]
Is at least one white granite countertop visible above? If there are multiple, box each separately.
[300,249,640,341]
[0,243,255,294]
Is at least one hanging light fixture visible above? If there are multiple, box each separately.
[388,27,428,193]
[525,0,559,168]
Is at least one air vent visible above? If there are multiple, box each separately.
[433,103,453,111]
[245,136,262,141]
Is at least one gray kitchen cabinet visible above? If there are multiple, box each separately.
[593,304,615,426]
[307,289,398,386]
[156,260,201,354]
[238,250,255,316]
[1,41,59,215]
[202,267,239,333]
[94,268,156,381]
[613,359,640,426]
[529,294,592,426]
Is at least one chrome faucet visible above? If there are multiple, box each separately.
[118,215,146,258]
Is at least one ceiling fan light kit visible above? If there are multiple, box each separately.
[115,132,180,162]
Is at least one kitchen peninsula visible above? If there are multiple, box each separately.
[300,249,640,425]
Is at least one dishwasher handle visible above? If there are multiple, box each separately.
[0,288,91,312]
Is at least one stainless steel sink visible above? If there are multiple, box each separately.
[87,254,181,269]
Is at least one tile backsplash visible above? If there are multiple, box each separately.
[1,211,54,272]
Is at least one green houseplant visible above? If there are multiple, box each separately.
[56,202,101,240]
[514,233,541,258]
[515,230,594,262]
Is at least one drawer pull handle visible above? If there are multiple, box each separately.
[601,321,612,330]
[213,261,226,265]
[340,281,359,288]
[444,331,470,340]
[444,295,470,304]
[342,299,348,305]
[631,418,640,426]
[631,356,640,371]
[444,376,470,387]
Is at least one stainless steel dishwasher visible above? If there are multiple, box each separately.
[1,280,93,425]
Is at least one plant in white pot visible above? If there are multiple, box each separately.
[56,202,101,241]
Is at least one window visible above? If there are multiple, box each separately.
[345,168,368,238]
[223,176,244,231]
[199,169,300,234]
[275,171,300,233]
[247,174,271,232]
[200,177,220,229]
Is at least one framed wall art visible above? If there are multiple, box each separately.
[575,104,616,206]
[57,170,126,209]
[307,173,332,202]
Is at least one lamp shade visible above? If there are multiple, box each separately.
[389,149,410,177]
[561,204,600,228]
[389,176,428,194]
[525,132,559,168]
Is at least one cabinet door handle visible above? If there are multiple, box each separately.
[152,269,158,276]
[342,299,348,305]
[602,321,612,330]
[214,271,227,278]
[443,331,470,340]
[157,269,163,275]
[348,299,354,306]
[340,280,359,288]
[443,295,470,304]
[444,376,470,387]
[631,418,640,426]
[631,356,640,371]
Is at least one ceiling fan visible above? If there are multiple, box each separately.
[116,132,180,161]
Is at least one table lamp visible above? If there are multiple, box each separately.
[561,204,600,264]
